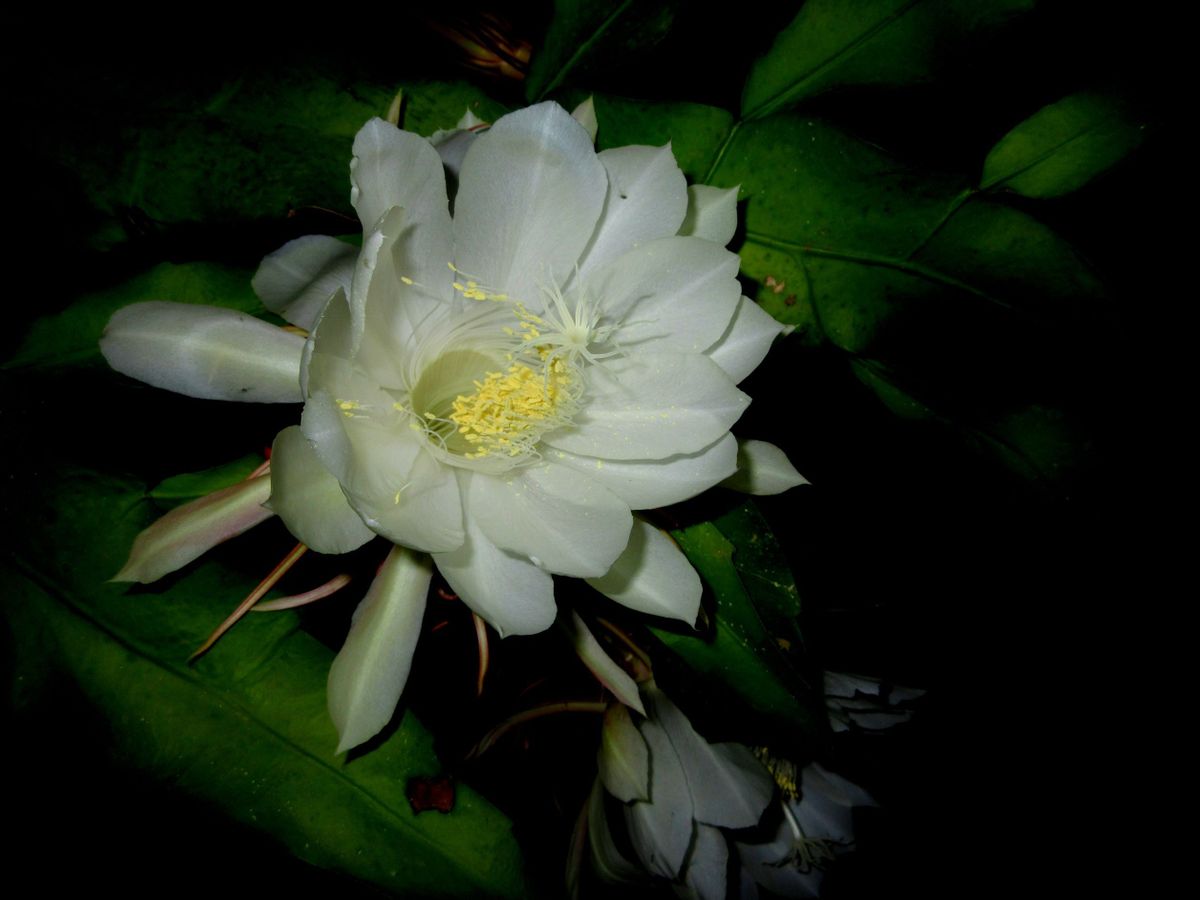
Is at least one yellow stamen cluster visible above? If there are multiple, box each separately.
[448,357,573,459]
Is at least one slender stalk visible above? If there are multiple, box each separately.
[473,612,490,697]
[251,573,352,612]
[469,701,607,759]
[189,543,308,662]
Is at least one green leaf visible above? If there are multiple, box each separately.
[742,0,1034,118]
[149,454,265,507]
[652,502,818,738]
[36,73,503,251]
[526,0,683,102]
[5,262,262,371]
[703,115,1102,352]
[851,359,1087,483]
[981,92,1145,197]
[592,94,735,183]
[2,468,526,897]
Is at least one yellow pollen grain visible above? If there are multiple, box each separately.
[448,361,570,458]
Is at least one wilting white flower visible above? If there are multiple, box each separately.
[102,100,805,752]
[585,684,874,899]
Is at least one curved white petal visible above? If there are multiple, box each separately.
[453,101,606,305]
[568,612,645,714]
[587,519,701,625]
[327,545,432,753]
[546,352,749,461]
[549,433,737,510]
[626,717,693,879]
[683,824,729,900]
[251,235,356,331]
[267,426,374,555]
[599,703,650,802]
[112,474,273,584]
[349,207,445,387]
[433,508,555,638]
[301,392,464,553]
[721,439,808,495]
[679,184,739,247]
[591,236,740,354]
[468,463,632,578]
[350,118,453,291]
[575,145,687,278]
[704,295,787,384]
[587,779,644,884]
[101,302,305,402]
[650,687,774,830]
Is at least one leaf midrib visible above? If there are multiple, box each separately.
[535,0,636,100]
[982,120,1105,190]
[5,554,505,896]
[745,0,926,119]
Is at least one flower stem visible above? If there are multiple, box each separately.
[250,572,352,612]
[469,701,607,759]
[188,542,308,662]
[473,612,490,697]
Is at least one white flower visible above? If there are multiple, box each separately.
[101,100,804,752]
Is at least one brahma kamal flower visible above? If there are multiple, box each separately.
[101,100,805,752]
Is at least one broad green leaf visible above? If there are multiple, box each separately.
[981,92,1145,197]
[32,73,503,251]
[742,0,1034,119]
[526,0,683,102]
[5,262,262,371]
[652,503,818,738]
[705,115,1103,352]
[592,94,735,183]
[2,468,526,897]
[149,454,265,507]
[851,359,1087,483]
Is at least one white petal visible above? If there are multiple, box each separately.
[568,612,646,714]
[301,392,464,553]
[547,352,749,460]
[682,824,729,900]
[251,235,356,331]
[549,433,738,510]
[588,779,644,883]
[101,302,305,402]
[737,824,822,899]
[327,545,432,753]
[350,118,454,290]
[679,184,739,247]
[572,96,598,144]
[722,439,808,495]
[575,145,687,278]
[433,509,555,638]
[267,426,374,555]
[469,463,632,578]
[651,687,774,829]
[627,717,693,879]
[587,519,701,624]
[349,207,445,387]
[598,703,651,802]
[591,236,741,354]
[704,295,787,384]
[453,101,606,305]
[112,474,273,584]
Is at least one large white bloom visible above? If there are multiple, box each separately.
[102,100,803,751]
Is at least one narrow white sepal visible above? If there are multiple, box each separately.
[568,612,646,714]
[572,96,599,143]
[112,474,273,584]
[101,302,305,403]
[598,703,651,802]
[679,184,740,247]
[721,439,808,495]
[251,235,356,331]
[327,546,433,753]
[587,519,701,625]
